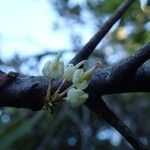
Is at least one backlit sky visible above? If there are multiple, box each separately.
[0,0,148,73]
[0,0,69,59]
[0,0,96,62]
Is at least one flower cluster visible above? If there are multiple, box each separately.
[42,52,100,112]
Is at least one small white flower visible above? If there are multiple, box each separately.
[73,69,89,90]
[66,88,88,107]
[42,52,64,79]
[42,60,51,77]
[63,60,86,81]
[73,62,101,90]
[63,64,76,81]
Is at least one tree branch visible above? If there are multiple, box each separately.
[88,43,150,95]
[0,42,150,149]
[110,42,150,82]
[70,0,135,65]
[0,74,47,110]
[85,96,147,150]
[1,57,149,111]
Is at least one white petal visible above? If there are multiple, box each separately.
[66,88,89,107]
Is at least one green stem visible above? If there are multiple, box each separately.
[45,78,51,102]
[55,79,66,95]
[75,60,87,68]
[58,84,75,97]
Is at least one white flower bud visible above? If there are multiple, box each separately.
[63,60,87,81]
[63,64,76,81]
[42,60,51,77]
[66,88,88,107]
[73,69,89,90]
[42,52,64,79]
[73,62,101,90]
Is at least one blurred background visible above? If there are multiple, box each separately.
[0,0,150,149]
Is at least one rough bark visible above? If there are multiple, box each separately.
[0,43,150,149]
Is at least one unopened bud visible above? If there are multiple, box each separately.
[66,88,88,107]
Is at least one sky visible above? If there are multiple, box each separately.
[0,0,73,60]
[0,0,136,61]
[0,0,97,62]
[0,0,99,75]
[0,0,148,73]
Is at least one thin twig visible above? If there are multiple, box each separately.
[110,42,150,82]
[85,97,148,150]
[70,0,135,65]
